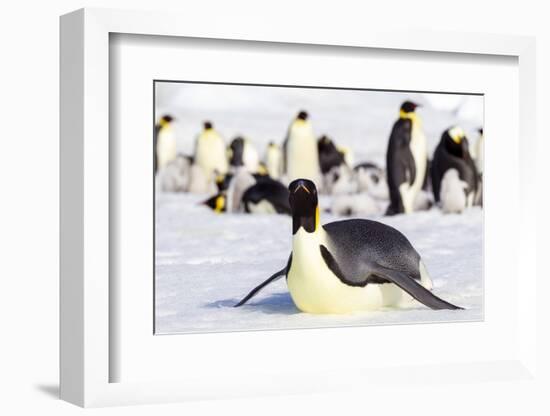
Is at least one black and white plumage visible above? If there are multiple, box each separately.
[317,135,346,175]
[431,127,478,208]
[235,179,462,313]
[385,101,428,215]
[154,115,177,174]
[241,178,291,215]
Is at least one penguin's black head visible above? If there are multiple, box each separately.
[443,127,469,158]
[161,115,174,123]
[204,121,213,130]
[288,179,319,234]
[400,101,420,113]
[478,127,484,135]
[229,137,245,167]
[297,111,309,121]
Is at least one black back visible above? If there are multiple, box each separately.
[323,219,422,284]
[385,118,416,215]
[242,179,291,215]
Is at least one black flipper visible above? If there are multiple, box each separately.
[234,254,293,307]
[373,265,463,310]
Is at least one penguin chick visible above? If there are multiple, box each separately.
[324,165,358,195]
[354,162,389,200]
[440,169,468,214]
[188,163,217,194]
[158,154,192,192]
[330,193,381,217]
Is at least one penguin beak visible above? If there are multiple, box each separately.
[289,179,318,234]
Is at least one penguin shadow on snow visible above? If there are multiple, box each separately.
[205,292,300,315]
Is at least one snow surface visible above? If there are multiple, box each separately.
[155,193,483,334]
[154,83,483,334]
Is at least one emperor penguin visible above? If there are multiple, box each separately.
[265,142,283,180]
[431,126,478,208]
[283,111,321,186]
[194,121,228,180]
[228,136,260,173]
[241,178,292,215]
[235,179,462,313]
[474,128,484,176]
[154,115,177,174]
[385,101,428,215]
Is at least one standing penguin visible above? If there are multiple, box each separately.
[265,142,283,180]
[431,126,478,208]
[385,101,428,215]
[283,111,321,186]
[474,128,484,176]
[194,121,228,180]
[235,179,462,313]
[154,115,177,174]
[228,136,260,174]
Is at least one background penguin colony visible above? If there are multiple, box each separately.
[155,102,483,217]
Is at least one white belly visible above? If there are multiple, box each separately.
[399,125,427,213]
[156,129,177,170]
[287,230,408,314]
[266,148,283,179]
[196,135,228,178]
[247,199,276,214]
[286,127,320,185]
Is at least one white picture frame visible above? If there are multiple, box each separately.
[60,7,538,407]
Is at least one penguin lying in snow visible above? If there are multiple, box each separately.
[241,179,291,215]
[431,127,478,208]
[203,175,291,215]
[235,179,462,313]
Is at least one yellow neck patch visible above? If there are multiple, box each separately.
[399,110,419,125]
[159,118,170,129]
[315,205,320,230]
[448,126,465,144]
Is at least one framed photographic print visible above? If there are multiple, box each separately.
[60,8,538,407]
